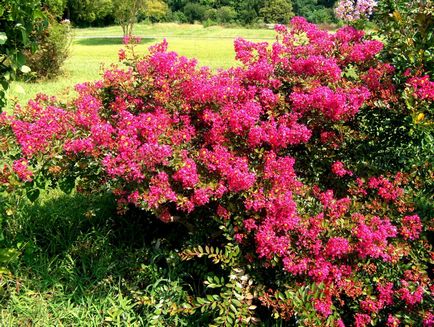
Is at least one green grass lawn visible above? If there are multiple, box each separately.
[74,22,276,39]
[8,23,275,108]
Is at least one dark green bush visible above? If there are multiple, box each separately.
[43,0,67,18]
[169,10,188,23]
[183,3,207,23]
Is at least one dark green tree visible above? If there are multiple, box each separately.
[235,0,265,25]
[183,3,207,23]
[66,0,113,26]
[259,0,294,24]
[293,0,337,23]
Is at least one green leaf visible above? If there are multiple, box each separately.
[16,53,26,67]
[0,248,19,262]
[0,32,7,45]
[59,177,75,194]
[26,188,40,203]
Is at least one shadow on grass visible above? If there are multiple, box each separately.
[4,190,191,298]
[75,37,157,46]
[1,190,294,325]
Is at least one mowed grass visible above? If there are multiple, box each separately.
[9,23,275,108]
[74,22,276,39]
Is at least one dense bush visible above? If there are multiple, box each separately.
[375,0,433,78]
[2,16,433,325]
[336,0,434,223]
[183,3,207,23]
[66,0,113,26]
[215,6,237,24]
[43,0,67,18]
[24,16,72,80]
[259,0,294,24]
[293,0,337,24]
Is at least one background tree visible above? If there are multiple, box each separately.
[235,0,265,25]
[183,3,208,23]
[143,0,169,22]
[66,0,113,26]
[112,0,146,36]
[215,6,237,24]
[259,0,294,24]
[293,0,336,23]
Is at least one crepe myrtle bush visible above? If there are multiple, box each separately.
[2,17,433,326]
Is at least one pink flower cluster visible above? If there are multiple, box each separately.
[408,75,434,101]
[12,159,33,182]
[331,161,353,177]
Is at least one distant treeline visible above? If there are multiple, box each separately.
[44,0,339,27]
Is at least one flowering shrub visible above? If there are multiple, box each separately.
[3,17,433,325]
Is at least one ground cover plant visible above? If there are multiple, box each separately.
[1,8,434,327]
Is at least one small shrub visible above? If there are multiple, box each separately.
[24,16,71,80]
[169,10,188,24]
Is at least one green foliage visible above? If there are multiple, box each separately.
[180,234,259,326]
[24,16,72,80]
[0,0,46,110]
[143,0,169,22]
[40,0,341,27]
[306,7,335,24]
[215,6,237,24]
[235,0,265,25]
[112,0,146,36]
[66,0,113,26]
[259,0,294,24]
[293,0,337,23]
[375,0,434,78]
[169,10,188,23]
[368,0,434,214]
[183,3,208,23]
[43,0,67,18]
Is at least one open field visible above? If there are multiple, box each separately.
[73,22,276,39]
[8,23,275,108]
